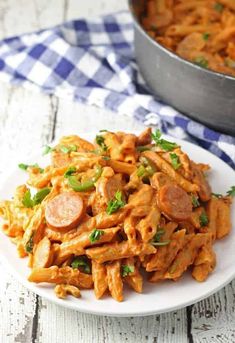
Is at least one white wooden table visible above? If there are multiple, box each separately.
[0,1,234,342]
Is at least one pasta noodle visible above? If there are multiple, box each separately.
[140,0,235,77]
[0,128,233,302]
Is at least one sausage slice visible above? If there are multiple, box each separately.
[158,184,192,221]
[33,237,52,268]
[45,192,85,231]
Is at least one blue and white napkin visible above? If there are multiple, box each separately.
[0,11,234,167]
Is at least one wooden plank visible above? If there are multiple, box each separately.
[0,0,66,39]
[37,302,188,343]
[0,267,37,343]
[54,97,143,138]
[0,82,56,342]
[191,280,235,343]
[66,0,128,19]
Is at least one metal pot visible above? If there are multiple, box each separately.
[129,0,235,136]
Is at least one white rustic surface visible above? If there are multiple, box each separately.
[0,1,234,342]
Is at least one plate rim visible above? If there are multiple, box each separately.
[0,132,235,317]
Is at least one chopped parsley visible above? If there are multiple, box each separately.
[227,186,235,197]
[106,190,125,215]
[121,265,134,277]
[89,229,104,243]
[151,228,170,246]
[25,234,34,253]
[191,194,200,207]
[214,2,224,12]
[22,188,51,208]
[64,166,77,178]
[194,56,208,68]
[136,146,151,152]
[99,129,109,132]
[152,228,165,242]
[71,256,91,274]
[18,163,44,173]
[22,190,34,208]
[151,129,178,151]
[202,32,210,41]
[199,212,209,227]
[95,135,108,152]
[169,153,181,170]
[33,188,51,205]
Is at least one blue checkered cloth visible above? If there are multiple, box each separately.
[0,11,234,167]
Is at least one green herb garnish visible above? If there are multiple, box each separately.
[99,129,108,132]
[136,146,151,152]
[214,2,224,12]
[137,156,156,179]
[202,32,210,41]
[170,153,181,170]
[194,56,208,68]
[152,228,165,243]
[192,195,200,207]
[64,166,77,178]
[151,228,170,246]
[18,163,44,173]
[43,145,55,155]
[68,165,102,192]
[71,256,91,274]
[95,135,108,152]
[199,212,209,227]
[89,229,104,243]
[33,188,51,205]
[122,265,134,277]
[60,145,77,154]
[151,130,178,151]
[106,190,125,215]
[137,165,146,177]
[22,190,34,208]
[25,234,34,253]
[22,188,51,208]
[227,186,235,197]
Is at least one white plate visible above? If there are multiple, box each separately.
[0,133,234,317]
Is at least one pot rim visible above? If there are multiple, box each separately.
[128,0,235,82]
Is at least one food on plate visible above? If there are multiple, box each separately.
[140,0,235,77]
[0,129,234,302]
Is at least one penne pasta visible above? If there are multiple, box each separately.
[0,129,233,302]
[107,260,123,302]
[28,266,93,289]
[140,0,235,76]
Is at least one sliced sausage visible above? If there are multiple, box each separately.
[136,128,152,146]
[150,172,174,190]
[104,174,124,201]
[96,174,124,203]
[191,162,211,201]
[158,184,192,221]
[33,236,52,268]
[45,192,85,231]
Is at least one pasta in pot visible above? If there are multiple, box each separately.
[0,128,233,302]
[140,0,235,77]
